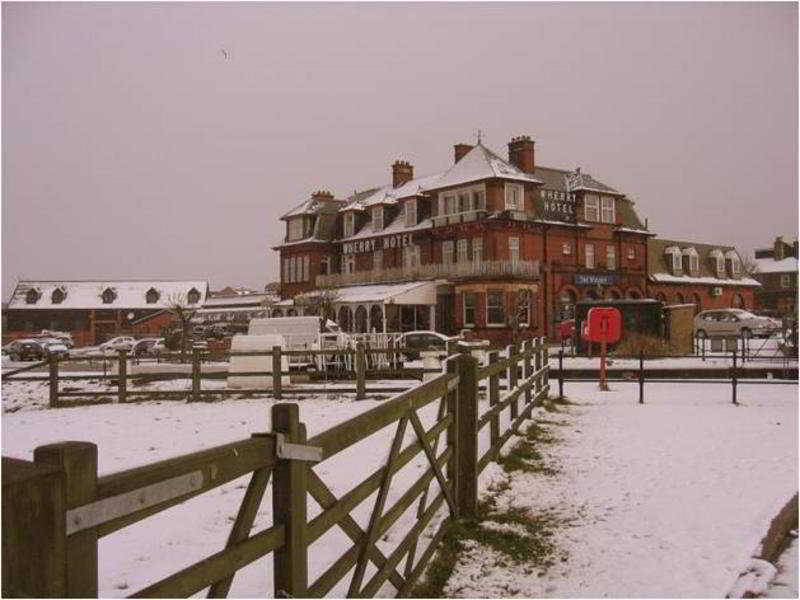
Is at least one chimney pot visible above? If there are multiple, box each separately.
[507,135,535,173]
[392,160,414,188]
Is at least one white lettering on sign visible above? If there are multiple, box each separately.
[342,234,412,254]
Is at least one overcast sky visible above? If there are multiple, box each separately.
[3,2,797,300]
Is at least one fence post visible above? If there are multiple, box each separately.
[454,350,478,518]
[638,350,645,404]
[190,347,201,402]
[523,340,533,407]
[506,343,518,393]
[488,350,500,455]
[445,357,461,518]
[355,341,366,400]
[34,441,98,598]
[271,404,308,598]
[272,346,282,400]
[387,338,395,370]
[49,354,60,409]
[534,337,542,399]
[732,348,738,405]
[558,348,564,399]
[117,350,127,404]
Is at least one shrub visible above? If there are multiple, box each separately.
[611,332,680,358]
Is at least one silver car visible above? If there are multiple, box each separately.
[694,309,779,339]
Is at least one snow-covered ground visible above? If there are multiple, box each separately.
[767,534,799,598]
[1,372,796,597]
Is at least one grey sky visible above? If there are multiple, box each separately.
[3,2,797,300]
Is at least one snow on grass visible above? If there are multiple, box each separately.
[442,382,798,598]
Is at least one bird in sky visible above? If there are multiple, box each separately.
[220,48,230,60]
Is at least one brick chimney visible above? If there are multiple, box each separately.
[454,143,473,164]
[392,160,414,188]
[311,190,334,201]
[507,135,535,173]
[774,236,785,260]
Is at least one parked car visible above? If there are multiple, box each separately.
[693,309,781,339]
[100,336,136,353]
[132,338,162,358]
[3,339,47,361]
[36,330,74,349]
[37,338,70,358]
[398,331,461,360]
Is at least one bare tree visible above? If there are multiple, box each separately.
[295,285,340,332]
[509,289,532,346]
[166,293,198,361]
[742,255,759,277]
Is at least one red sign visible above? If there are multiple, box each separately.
[586,307,622,343]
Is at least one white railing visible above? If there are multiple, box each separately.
[430,209,488,228]
[316,259,540,288]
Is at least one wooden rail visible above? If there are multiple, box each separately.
[2,338,551,598]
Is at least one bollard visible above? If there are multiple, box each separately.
[191,347,201,402]
[49,354,59,409]
[272,346,283,400]
[732,348,738,405]
[355,342,366,400]
[117,350,127,404]
[558,349,564,400]
[638,350,644,404]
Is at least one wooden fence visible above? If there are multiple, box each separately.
[2,338,550,598]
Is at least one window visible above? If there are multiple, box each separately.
[145,288,160,304]
[320,256,330,276]
[601,197,615,223]
[303,255,310,282]
[689,253,699,274]
[442,194,457,215]
[288,218,304,241]
[472,238,483,262]
[403,245,420,269]
[458,192,470,213]
[405,199,417,227]
[729,257,741,277]
[372,206,383,231]
[283,259,289,282]
[627,247,636,260]
[562,242,572,256]
[472,189,486,210]
[25,288,40,304]
[672,252,682,274]
[584,194,599,222]
[52,288,67,304]
[606,246,616,270]
[187,288,201,305]
[781,274,792,288]
[487,291,506,325]
[509,237,520,262]
[101,288,116,304]
[463,292,476,327]
[344,254,355,274]
[373,249,383,271]
[457,239,468,263]
[505,183,523,211]
[585,244,595,269]
[442,241,454,264]
[288,257,295,282]
[343,212,355,238]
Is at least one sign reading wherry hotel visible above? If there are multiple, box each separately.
[574,272,619,286]
[342,233,413,254]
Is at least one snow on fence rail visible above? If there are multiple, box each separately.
[1,338,551,598]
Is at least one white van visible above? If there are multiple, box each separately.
[248,316,351,370]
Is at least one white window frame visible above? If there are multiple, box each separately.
[344,254,355,274]
[781,274,792,288]
[487,290,506,326]
[463,292,476,327]
[509,236,520,263]
[585,243,595,269]
[405,199,417,227]
[472,188,486,210]
[601,197,615,224]
[505,183,523,211]
[344,212,355,238]
[606,246,616,270]
[562,242,571,256]
[584,195,600,222]
[288,256,295,282]
[372,206,384,232]
[442,240,454,264]
[457,238,468,263]
[288,218,304,241]
[303,255,310,282]
[716,257,725,278]
[472,237,483,262]
[672,252,682,274]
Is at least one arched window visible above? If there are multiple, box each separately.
[354,306,368,333]
[146,288,160,304]
[101,288,117,304]
[675,293,685,304]
[25,288,41,304]
[187,288,201,305]
[338,306,351,332]
[370,305,384,333]
[52,287,67,304]
[664,246,682,275]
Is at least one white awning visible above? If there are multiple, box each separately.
[297,281,441,306]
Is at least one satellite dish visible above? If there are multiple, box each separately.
[127,312,135,320]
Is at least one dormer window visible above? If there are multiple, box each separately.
[146,288,160,304]
[665,246,682,275]
[405,199,417,227]
[187,288,201,304]
[601,197,615,224]
[25,288,41,304]
[101,288,117,304]
[505,183,523,211]
[343,212,355,238]
[709,249,725,278]
[51,287,66,304]
[584,194,600,222]
[681,247,699,276]
[725,250,741,278]
[372,206,384,231]
[287,217,304,241]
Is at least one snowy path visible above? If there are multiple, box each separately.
[447,382,798,598]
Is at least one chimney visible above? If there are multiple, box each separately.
[392,160,414,188]
[508,135,535,173]
[454,143,473,164]
[774,236,785,260]
[311,189,334,201]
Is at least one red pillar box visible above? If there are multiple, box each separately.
[586,307,621,391]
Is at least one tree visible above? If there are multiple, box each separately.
[742,255,759,277]
[509,288,532,346]
[166,293,198,361]
[295,285,340,332]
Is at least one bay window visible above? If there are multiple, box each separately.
[505,183,523,211]
[601,197,615,224]
[584,194,600,222]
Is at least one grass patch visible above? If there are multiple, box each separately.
[496,420,560,475]
[409,503,561,598]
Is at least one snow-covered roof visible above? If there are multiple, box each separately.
[202,293,277,308]
[432,143,542,190]
[649,273,760,287]
[754,257,798,274]
[565,168,622,195]
[295,280,441,305]
[341,173,444,212]
[338,212,432,243]
[7,280,209,310]
[281,194,345,220]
